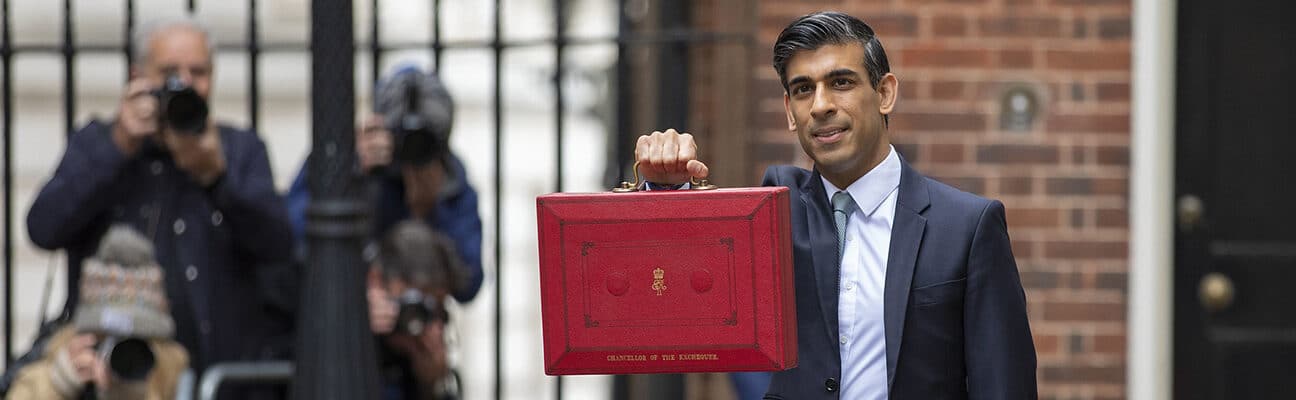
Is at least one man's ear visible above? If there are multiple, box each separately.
[877,73,898,115]
[784,92,797,131]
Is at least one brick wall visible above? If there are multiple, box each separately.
[745,1,1132,399]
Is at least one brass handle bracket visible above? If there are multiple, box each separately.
[612,161,717,192]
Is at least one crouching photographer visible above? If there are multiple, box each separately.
[366,221,467,400]
[6,226,188,400]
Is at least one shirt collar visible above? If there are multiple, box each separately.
[821,145,901,218]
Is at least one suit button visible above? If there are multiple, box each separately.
[825,378,838,392]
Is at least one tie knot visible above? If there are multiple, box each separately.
[832,191,856,215]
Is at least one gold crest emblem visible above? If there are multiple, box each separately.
[651,267,667,296]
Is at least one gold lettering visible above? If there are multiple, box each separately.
[606,354,648,362]
[676,353,719,361]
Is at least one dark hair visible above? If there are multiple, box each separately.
[772,11,891,92]
[378,220,467,294]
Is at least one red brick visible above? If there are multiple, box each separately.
[1011,241,1035,260]
[931,80,965,100]
[1045,241,1127,259]
[930,175,986,194]
[1096,82,1130,101]
[1046,177,1091,194]
[979,16,1063,38]
[891,112,987,131]
[1041,365,1125,384]
[1095,272,1127,290]
[1007,207,1060,228]
[1093,334,1126,354]
[902,47,992,68]
[1096,208,1127,227]
[1093,177,1127,195]
[932,15,969,37]
[1035,333,1062,355]
[1000,49,1034,68]
[1001,178,1032,197]
[1045,114,1129,134]
[1046,49,1131,71]
[1098,16,1132,39]
[899,79,920,100]
[1072,145,1088,164]
[1051,0,1128,6]
[929,143,965,163]
[869,13,919,37]
[1043,300,1126,321]
[1099,145,1130,164]
[1020,268,1058,288]
[909,0,989,4]
[977,144,1060,164]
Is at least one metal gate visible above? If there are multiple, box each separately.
[1,0,752,398]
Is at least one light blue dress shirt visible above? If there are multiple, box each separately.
[821,145,901,400]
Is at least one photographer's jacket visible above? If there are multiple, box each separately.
[26,120,293,372]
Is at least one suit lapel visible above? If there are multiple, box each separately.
[800,170,841,344]
[884,158,930,390]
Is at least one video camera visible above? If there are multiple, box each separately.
[153,73,208,135]
[97,336,156,382]
[394,289,449,336]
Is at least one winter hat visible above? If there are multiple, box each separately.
[72,225,175,339]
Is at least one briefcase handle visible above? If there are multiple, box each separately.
[612,161,718,192]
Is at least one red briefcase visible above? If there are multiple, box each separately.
[535,183,796,375]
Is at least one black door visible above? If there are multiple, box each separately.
[1174,1,1296,399]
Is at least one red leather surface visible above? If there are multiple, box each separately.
[536,187,796,375]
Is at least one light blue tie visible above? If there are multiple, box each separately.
[832,191,857,261]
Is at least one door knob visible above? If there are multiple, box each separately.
[1198,272,1234,312]
[1178,194,1204,232]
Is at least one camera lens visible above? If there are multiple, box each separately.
[156,74,208,134]
[103,337,156,381]
[163,91,207,133]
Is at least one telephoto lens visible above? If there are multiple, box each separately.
[389,78,448,166]
[98,336,157,382]
[154,74,208,134]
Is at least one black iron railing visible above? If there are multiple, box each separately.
[0,0,751,398]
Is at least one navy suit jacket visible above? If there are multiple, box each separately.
[761,158,1037,400]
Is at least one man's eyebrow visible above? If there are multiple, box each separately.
[824,68,861,80]
[787,68,862,88]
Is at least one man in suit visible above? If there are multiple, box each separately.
[634,11,1037,399]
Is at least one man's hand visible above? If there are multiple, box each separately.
[112,79,160,156]
[60,333,102,386]
[408,320,450,395]
[356,113,393,173]
[383,318,450,396]
[635,129,709,185]
[162,121,226,187]
[368,267,398,334]
[402,163,446,219]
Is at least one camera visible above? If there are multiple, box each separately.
[97,336,156,382]
[390,80,449,166]
[394,289,448,336]
[153,73,208,135]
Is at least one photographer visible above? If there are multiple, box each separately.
[285,66,483,303]
[24,16,293,379]
[6,226,188,400]
[367,220,467,400]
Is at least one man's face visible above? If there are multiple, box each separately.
[783,43,897,182]
[139,27,213,100]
